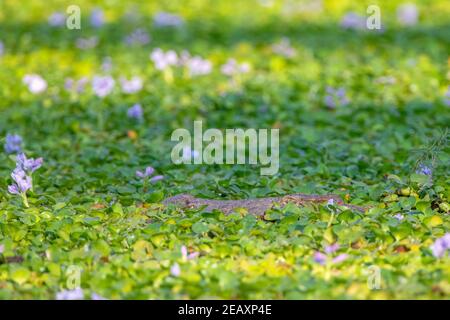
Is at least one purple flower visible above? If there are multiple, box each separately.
[325,243,339,254]
[16,153,43,173]
[90,8,105,28]
[394,214,404,221]
[65,77,89,93]
[7,185,19,195]
[127,104,144,120]
[91,293,107,300]
[314,243,349,265]
[149,175,164,183]
[182,147,200,162]
[8,168,32,207]
[153,12,184,28]
[221,59,250,76]
[397,4,418,26]
[313,251,327,265]
[101,57,113,73]
[324,86,349,108]
[121,77,143,94]
[332,253,348,264]
[4,134,22,154]
[56,288,84,300]
[48,12,66,27]
[430,233,450,258]
[9,168,32,194]
[416,164,432,176]
[136,166,155,178]
[0,40,4,56]
[136,167,164,185]
[170,263,181,277]
[124,29,151,46]
[23,74,47,94]
[150,48,178,70]
[272,38,296,58]
[341,12,366,30]
[92,75,115,98]
[76,36,98,50]
[181,245,199,261]
[186,56,212,77]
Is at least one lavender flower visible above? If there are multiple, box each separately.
[150,175,164,183]
[186,56,212,77]
[416,164,432,176]
[324,243,339,254]
[136,166,164,184]
[150,48,178,70]
[23,74,47,94]
[182,147,200,162]
[170,263,181,277]
[153,12,184,28]
[341,12,366,30]
[56,288,84,300]
[101,57,113,73]
[92,75,115,98]
[397,4,419,26]
[181,245,199,261]
[76,36,98,50]
[430,233,450,258]
[90,8,105,28]
[272,38,296,58]
[313,251,327,265]
[9,168,32,193]
[124,29,151,46]
[4,134,22,154]
[120,77,143,94]
[48,12,66,27]
[65,77,89,93]
[16,153,43,173]
[324,86,349,108]
[0,40,3,56]
[394,214,404,221]
[127,104,143,120]
[331,253,349,264]
[91,293,107,300]
[8,168,32,207]
[136,166,154,178]
[220,59,251,76]
[314,243,348,265]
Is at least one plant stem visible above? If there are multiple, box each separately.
[21,193,29,208]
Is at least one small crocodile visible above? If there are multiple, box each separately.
[163,193,366,216]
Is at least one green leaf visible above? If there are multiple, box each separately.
[192,221,209,234]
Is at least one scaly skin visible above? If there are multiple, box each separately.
[163,193,366,215]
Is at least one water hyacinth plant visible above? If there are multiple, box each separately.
[16,153,43,174]
[8,168,32,207]
[430,234,450,258]
[136,166,164,192]
[127,103,143,120]
[7,153,43,206]
[22,74,47,94]
[0,0,449,301]
[324,86,349,109]
[313,244,348,266]
[120,77,143,94]
[4,134,22,154]
[92,75,115,98]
